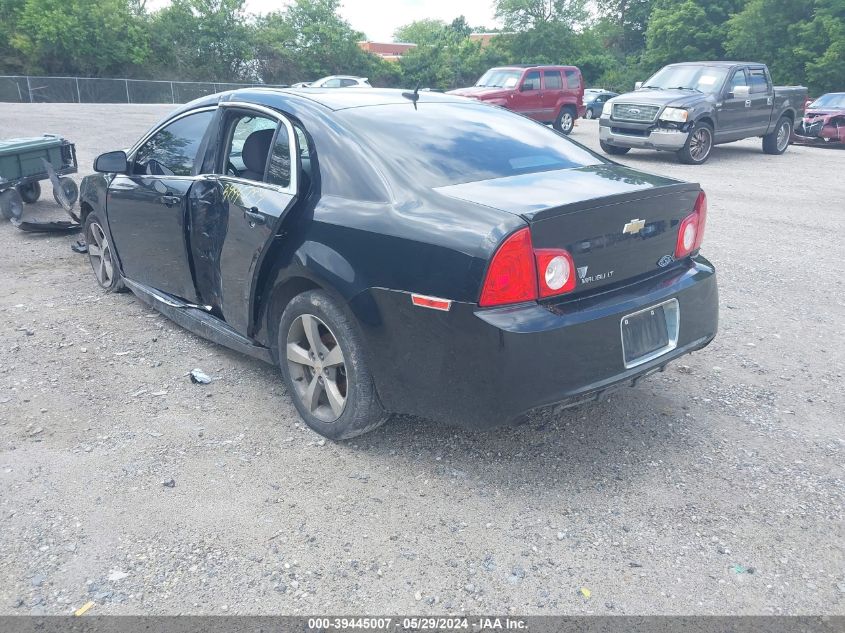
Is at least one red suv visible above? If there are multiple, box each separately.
[448,65,585,134]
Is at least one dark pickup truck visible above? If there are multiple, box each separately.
[599,61,807,164]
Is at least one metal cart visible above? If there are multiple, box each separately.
[0,134,79,220]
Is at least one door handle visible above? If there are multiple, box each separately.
[157,195,181,207]
[243,208,266,226]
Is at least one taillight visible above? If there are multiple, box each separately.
[479,228,577,307]
[675,191,707,258]
[479,228,536,307]
[535,249,576,297]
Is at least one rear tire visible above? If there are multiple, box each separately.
[84,212,125,292]
[677,121,714,164]
[278,290,388,440]
[762,116,792,155]
[19,182,41,204]
[599,140,630,155]
[584,108,594,120]
[553,106,576,135]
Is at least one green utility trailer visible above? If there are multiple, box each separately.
[0,134,78,220]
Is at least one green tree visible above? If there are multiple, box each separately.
[146,0,253,81]
[494,0,588,31]
[726,0,845,94]
[643,0,741,69]
[393,19,446,44]
[10,0,148,76]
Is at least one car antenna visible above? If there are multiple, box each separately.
[402,82,421,110]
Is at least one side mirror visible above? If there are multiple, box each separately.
[731,85,750,98]
[94,150,128,174]
[520,82,534,92]
[634,81,643,90]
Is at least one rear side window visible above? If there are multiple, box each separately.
[266,125,292,188]
[133,110,213,176]
[341,102,603,188]
[544,71,562,90]
[564,70,580,90]
[749,69,769,94]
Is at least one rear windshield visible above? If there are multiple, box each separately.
[340,102,602,188]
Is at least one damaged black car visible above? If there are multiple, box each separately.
[79,88,718,439]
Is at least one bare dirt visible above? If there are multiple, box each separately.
[0,104,843,616]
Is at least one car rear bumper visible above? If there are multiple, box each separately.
[600,119,689,150]
[353,257,718,430]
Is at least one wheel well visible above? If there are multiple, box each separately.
[782,110,795,123]
[80,201,93,222]
[697,116,715,129]
[265,276,322,359]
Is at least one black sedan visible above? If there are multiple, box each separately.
[79,88,718,439]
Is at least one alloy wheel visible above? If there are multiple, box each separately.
[585,109,593,119]
[286,314,347,423]
[87,221,114,287]
[776,121,790,151]
[560,112,574,132]
[689,127,712,162]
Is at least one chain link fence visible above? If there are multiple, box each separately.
[0,76,287,104]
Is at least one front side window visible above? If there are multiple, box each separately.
[322,78,342,88]
[729,69,748,94]
[522,71,541,91]
[133,110,214,176]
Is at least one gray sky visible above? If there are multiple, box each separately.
[145,0,501,42]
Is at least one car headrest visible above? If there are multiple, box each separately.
[242,128,276,175]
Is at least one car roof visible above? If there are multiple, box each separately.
[211,87,473,112]
[665,61,763,68]
[491,65,577,71]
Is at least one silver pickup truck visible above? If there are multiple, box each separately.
[599,61,807,164]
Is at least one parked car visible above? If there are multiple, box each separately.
[793,92,845,146]
[79,88,717,439]
[448,65,586,134]
[584,90,618,119]
[307,75,371,88]
[599,61,807,163]
[290,81,312,88]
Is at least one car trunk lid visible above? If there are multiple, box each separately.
[435,164,701,295]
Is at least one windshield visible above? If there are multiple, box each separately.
[340,102,602,188]
[476,69,521,89]
[809,93,845,109]
[642,65,729,93]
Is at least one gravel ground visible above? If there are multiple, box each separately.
[0,104,843,616]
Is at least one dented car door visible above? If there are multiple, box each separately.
[188,104,298,336]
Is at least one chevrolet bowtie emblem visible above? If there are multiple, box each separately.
[622,218,646,234]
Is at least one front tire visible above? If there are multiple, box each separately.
[584,108,594,120]
[553,106,576,135]
[278,290,388,440]
[600,140,630,155]
[677,121,714,164]
[84,212,125,292]
[763,116,792,155]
